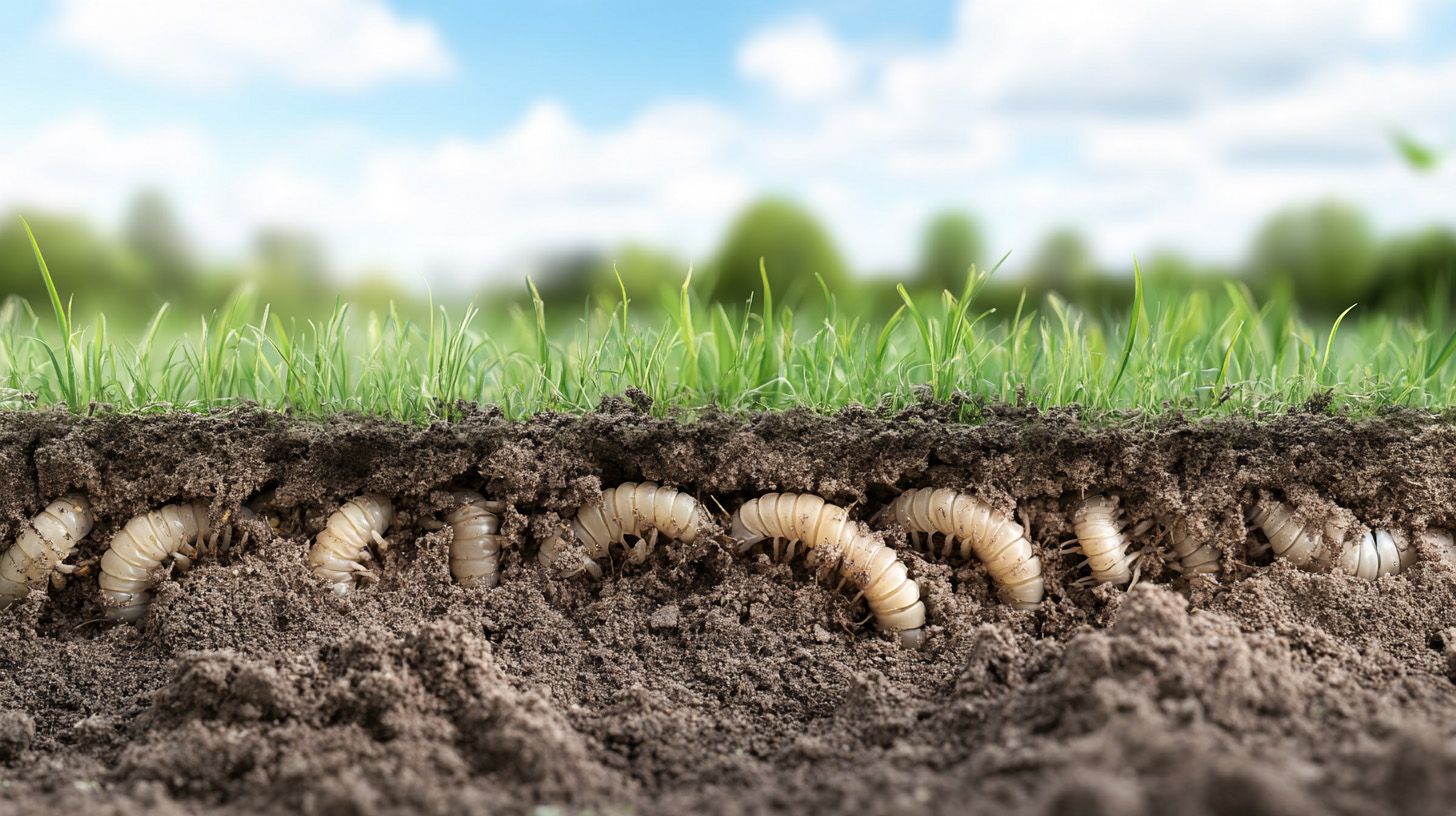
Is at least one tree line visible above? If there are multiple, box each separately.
[2,191,1452,326]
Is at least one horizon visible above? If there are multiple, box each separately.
[2,0,1454,288]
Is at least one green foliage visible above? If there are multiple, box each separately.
[1375,227,1456,309]
[124,189,196,296]
[8,233,1456,422]
[25,216,83,410]
[345,271,415,315]
[5,185,1456,425]
[0,196,348,325]
[1393,130,1441,172]
[915,210,984,294]
[0,211,152,316]
[710,197,850,307]
[582,244,687,308]
[895,269,991,402]
[1108,260,1144,394]
[1027,227,1099,299]
[3,188,1452,345]
[1249,201,1379,312]
[252,227,332,307]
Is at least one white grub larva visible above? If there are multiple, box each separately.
[307,493,395,596]
[538,482,713,578]
[1070,495,1141,586]
[731,492,927,648]
[99,501,254,621]
[0,494,94,607]
[878,488,1044,609]
[445,491,508,587]
[1246,498,1342,569]
[1247,498,1418,580]
[1334,528,1416,580]
[1165,516,1220,576]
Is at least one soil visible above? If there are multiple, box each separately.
[3,402,1456,815]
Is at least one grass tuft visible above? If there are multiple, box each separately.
[5,233,1456,422]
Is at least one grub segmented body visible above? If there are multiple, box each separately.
[1071,495,1140,586]
[0,494,94,606]
[538,482,712,578]
[1248,498,1419,580]
[308,494,394,595]
[879,488,1043,608]
[1165,517,1220,576]
[1335,528,1416,579]
[100,501,252,621]
[446,491,507,587]
[731,492,926,647]
[1246,498,1339,569]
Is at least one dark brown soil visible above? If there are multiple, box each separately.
[3,403,1456,815]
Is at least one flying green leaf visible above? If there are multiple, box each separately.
[1392,130,1441,173]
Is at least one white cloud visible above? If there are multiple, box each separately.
[737,17,861,102]
[0,112,215,222]
[9,1,1456,285]
[53,0,454,90]
[738,0,1456,267]
[226,101,756,283]
[932,0,1430,112]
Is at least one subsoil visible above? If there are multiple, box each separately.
[4,401,1456,815]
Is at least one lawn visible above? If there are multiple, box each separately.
[4,224,1455,421]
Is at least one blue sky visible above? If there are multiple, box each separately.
[3,2,956,133]
[2,1,1453,287]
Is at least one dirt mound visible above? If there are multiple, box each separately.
[1,406,1456,814]
[122,618,622,813]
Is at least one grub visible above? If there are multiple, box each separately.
[2,407,1456,814]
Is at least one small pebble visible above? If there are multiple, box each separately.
[70,713,117,741]
[649,604,680,631]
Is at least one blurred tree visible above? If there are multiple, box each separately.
[525,248,607,306]
[1249,201,1378,311]
[709,197,850,306]
[916,210,985,293]
[251,227,331,314]
[347,269,415,316]
[1375,227,1456,308]
[591,243,687,305]
[0,211,153,317]
[123,189,196,298]
[1027,227,1099,298]
[189,263,251,312]
[1140,250,1234,290]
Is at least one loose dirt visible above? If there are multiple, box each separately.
[3,403,1456,815]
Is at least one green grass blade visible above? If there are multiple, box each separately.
[1320,304,1359,384]
[21,217,78,408]
[1424,325,1456,380]
[1107,259,1144,395]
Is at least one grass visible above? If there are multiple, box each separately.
[4,225,1456,422]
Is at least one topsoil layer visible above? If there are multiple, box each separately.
[3,402,1456,815]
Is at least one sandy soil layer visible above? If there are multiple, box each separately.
[2,403,1456,815]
